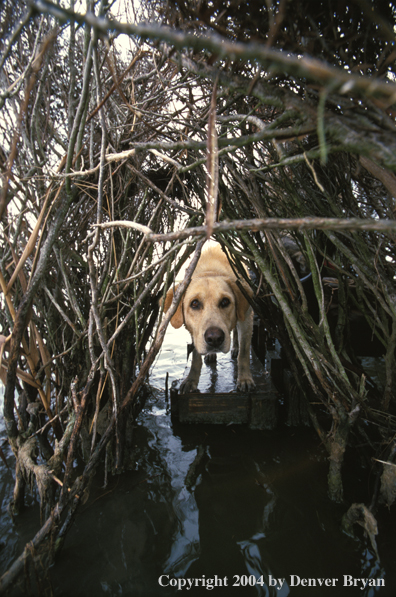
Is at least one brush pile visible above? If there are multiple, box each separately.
[1,0,396,588]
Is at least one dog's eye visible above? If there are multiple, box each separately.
[190,299,201,310]
[219,297,231,308]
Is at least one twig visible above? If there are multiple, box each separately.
[92,220,153,234]
[373,458,396,468]
[147,217,396,243]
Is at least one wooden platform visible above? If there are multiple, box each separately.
[170,350,279,430]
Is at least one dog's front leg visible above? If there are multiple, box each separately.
[231,328,239,359]
[236,310,255,391]
[180,348,202,393]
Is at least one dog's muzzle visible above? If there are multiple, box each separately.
[204,326,225,350]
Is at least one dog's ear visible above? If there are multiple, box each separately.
[229,280,252,322]
[163,285,184,328]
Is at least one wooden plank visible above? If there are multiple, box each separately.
[171,381,279,429]
[169,348,280,429]
[178,393,250,425]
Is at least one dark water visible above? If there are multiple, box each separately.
[1,327,396,597]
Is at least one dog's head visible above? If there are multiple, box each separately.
[163,277,251,355]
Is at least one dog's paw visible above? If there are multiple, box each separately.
[179,378,199,394]
[204,353,217,365]
[237,376,256,392]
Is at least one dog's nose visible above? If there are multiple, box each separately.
[204,327,225,349]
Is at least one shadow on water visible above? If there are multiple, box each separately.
[1,326,396,596]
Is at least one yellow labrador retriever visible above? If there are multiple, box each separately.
[164,244,255,393]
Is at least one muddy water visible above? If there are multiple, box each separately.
[1,328,396,596]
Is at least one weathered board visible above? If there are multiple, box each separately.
[170,349,279,429]
[171,384,279,429]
